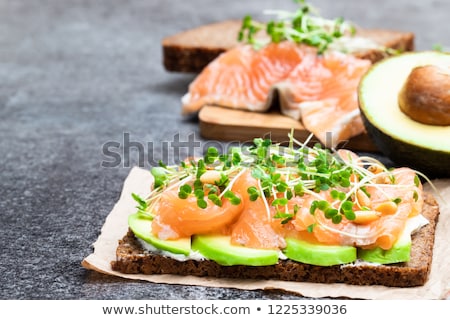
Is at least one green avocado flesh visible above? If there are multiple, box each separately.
[283,238,357,266]
[128,213,191,255]
[129,215,413,266]
[191,234,280,266]
[358,51,450,177]
[358,242,411,264]
[358,228,411,264]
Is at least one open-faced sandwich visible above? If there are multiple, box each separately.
[111,134,440,287]
[167,0,415,148]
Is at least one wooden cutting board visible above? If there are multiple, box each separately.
[199,105,378,152]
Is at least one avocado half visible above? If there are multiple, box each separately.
[358,51,450,177]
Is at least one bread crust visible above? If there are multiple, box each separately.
[111,192,439,287]
[162,20,414,73]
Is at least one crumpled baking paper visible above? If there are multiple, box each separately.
[82,167,450,299]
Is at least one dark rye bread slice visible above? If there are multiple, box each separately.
[162,20,415,73]
[111,193,440,287]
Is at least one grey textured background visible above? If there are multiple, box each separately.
[0,0,448,299]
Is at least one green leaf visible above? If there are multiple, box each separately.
[360,186,371,198]
[317,200,329,211]
[273,211,294,224]
[131,193,147,210]
[208,194,223,207]
[158,160,168,169]
[216,173,229,187]
[247,186,260,201]
[197,198,207,209]
[341,200,354,212]
[272,154,285,164]
[331,214,343,224]
[330,189,339,199]
[294,183,304,196]
[196,159,207,178]
[286,189,293,200]
[205,184,219,195]
[232,152,242,166]
[325,208,338,219]
[432,43,443,52]
[310,201,318,215]
[151,167,168,189]
[224,190,241,205]
[344,210,356,221]
[194,189,205,199]
[193,180,203,193]
[251,167,266,180]
[272,198,288,206]
[276,181,288,192]
[180,184,192,194]
[307,223,315,233]
[178,191,189,199]
[413,191,419,202]
[414,175,420,187]
[340,178,351,188]
[204,147,219,164]
[319,183,330,191]
[178,184,193,199]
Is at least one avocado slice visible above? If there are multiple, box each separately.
[191,234,280,266]
[358,51,450,177]
[128,213,191,255]
[358,236,411,264]
[357,214,429,264]
[283,238,357,266]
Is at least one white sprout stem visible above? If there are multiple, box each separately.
[146,174,193,207]
[169,175,193,193]
[284,166,291,213]
[289,132,314,149]
[258,179,272,222]
[414,170,446,205]
[219,168,247,198]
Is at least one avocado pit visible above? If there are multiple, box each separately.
[398,65,450,126]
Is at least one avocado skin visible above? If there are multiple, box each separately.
[360,111,450,178]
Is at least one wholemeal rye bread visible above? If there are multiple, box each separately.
[162,20,415,73]
[111,192,440,287]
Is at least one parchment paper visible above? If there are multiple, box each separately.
[82,167,450,299]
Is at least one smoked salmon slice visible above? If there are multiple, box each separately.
[277,51,371,147]
[182,42,304,113]
[181,42,371,147]
[286,167,423,250]
[151,189,244,239]
[230,170,286,250]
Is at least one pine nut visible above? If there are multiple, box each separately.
[356,189,371,208]
[200,170,222,185]
[375,201,398,215]
[353,210,381,224]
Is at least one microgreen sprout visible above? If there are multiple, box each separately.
[136,129,432,239]
[131,193,153,219]
[238,0,356,54]
[247,186,260,201]
[432,43,443,52]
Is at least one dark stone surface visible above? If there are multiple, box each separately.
[0,0,447,299]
